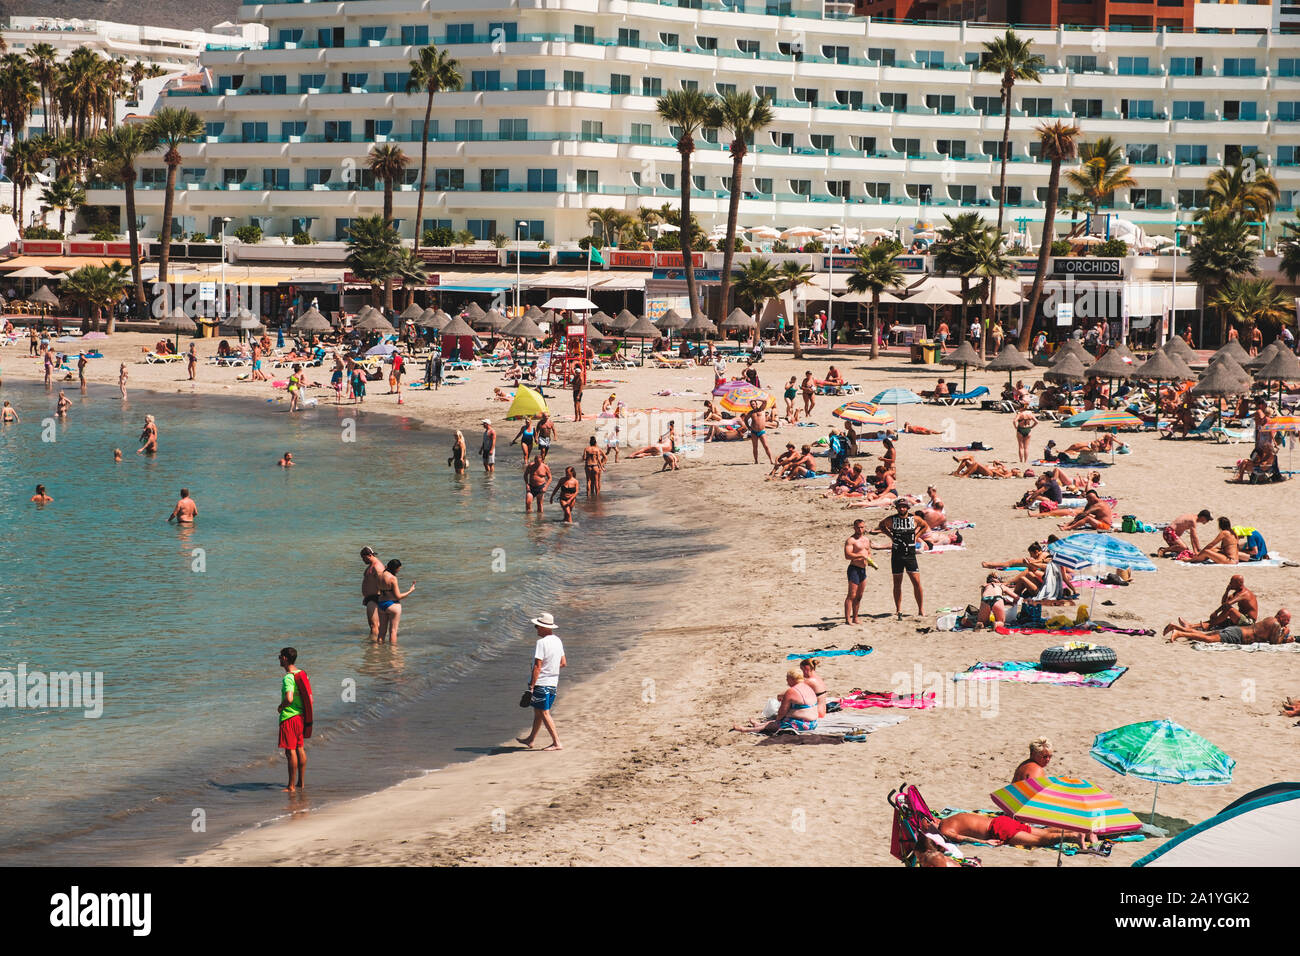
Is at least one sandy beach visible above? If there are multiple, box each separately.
[8,329,1298,867]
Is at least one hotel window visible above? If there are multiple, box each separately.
[1126,143,1158,164]
[263,168,289,190]
[562,70,584,91]
[680,79,699,91]
[660,32,679,47]
[298,73,324,92]
[571,23,594,43]
[753,178,773,194]
[837,90,864,109]
[794,88,818,106]
[383,72,405,92]
[317,27,343,48]
[738,39,760,56]
[790,179,812,196]
[181,167,205,184]
[1022,97,1053,117]
[700,127,719,144]
[518,220,545,241]
[402,169,419,186]
[630,123,652,143]
[619,28,642,47]
[527,169,558,192]
[259,75,287,95]
[755,85,777,101]
[141,168,166,185]
[828,180,851,198]
[1177,188,1210,207]
[906,183,933,202]
[937,139,966,159]
[359,26,387,44]
[1172,101,1205,120]
[851,135,876,153]
[661,173,676,189]
[1223,57,1256,76]
[454,119,483,140]
[611,74,632,95]
[518,70,546,91]
[1175,144,1208,165]
[577,169,599,191]
[323,121,352,142]
[488,22,517,42]
[480,169,509,192]
[423,219,452,233]
[410,120,438,140]
[1065,54,1098,73]
[364,119,392,140]
[471,70,501,91]
[1071,98,1102,118]
[1118,56,1150,75]
[446,24,475,43]
[1281,191,1297,211]
[1121,99,1155,119]
[810,134,834,150]
[277,29,303,44]
[343,73,369,91]
[1028,142,1042,160]
[973,96,1001,116]
[1279,59,1300,77]
[716,82,737,96]
[864,182,890,200]
[1278,146,1298,166]
[1036,186,1068,204]
[964,51,986,67]
[281,121,305,139]
[642,78,662,97]
[335,218,352,241]
[305,168,331,186]
[766,0,792,13]
[915,50,944,68]
[215,75,241,92]
[204,122,224,138]
[948,184,976,203]
[435,169,465,190]
[891,137,921,156]
[1281,102,1300,121]
[1224,144,1260,165]
[580,120,603,141]
[499,118,529,140]
[983,140,1006,159]
[692,175,706,191]
[695,35,717,51]
[777,41,803,62]
[926,94,956,114]
[866,47,895,66]
[1169,56,1202,76]
[880,92,907,112]
[822,45,849,64]
[991,186,1021,205]
[771,131,794,148]
[1130,189,1163,209]
[467,219,497,240]
[222,168,247,186]
[241,122,268,143]
[1224,101,1258,121]
[401,25,428,46]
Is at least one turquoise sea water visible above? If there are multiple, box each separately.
[0,383,697,864]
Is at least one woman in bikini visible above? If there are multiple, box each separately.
[376,558,416,642]
[784,377,799,423]
[137,415,158,455]
[798,658,829,717]
[550,466,581,523]
[951,455,1020,478]
[732,669,821,734]
[449,430,468,474]
[582,436,605,497]
[512,417,535,465]
[287,365,302,413]
[977,573,1016,626]
[1012,409,1037,463]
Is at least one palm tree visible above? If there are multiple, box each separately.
[394,247,429,310]
[27,43,58,136]
[586,206,631,246]
[1065,136,1137,214]
[710,90,773,322]
[979,29,1044,233]
[932,212,992,337]
[406,45,462,254]
[1023,121,1081,350]
[345,215,403,307]
[145,106,203,287]
[1211,277,1294,342]
[732,256,780,318]
[656,88,715,318]
[0,53,38,137]
[962,230,1017,359]
[1188,211,1261,344]
[95,123,152,307]
[1204,163,1279,223]
[776,260,814,359]
[6,138,39,236]
[366,143,411,309]
[847,244,905,360]
[62,261,130,332]
[41,176,86,235]
[1279,222,1300,284]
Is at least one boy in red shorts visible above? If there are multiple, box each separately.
[277,647,312,792]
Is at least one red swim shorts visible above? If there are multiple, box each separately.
[279,714,304,749]
[1162,526,1181,548]
[989,814,1031,842]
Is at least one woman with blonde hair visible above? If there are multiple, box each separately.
[732,668,820,734]
[1013,738,1054,782]
[449,430,468,474]
[798,658,829,717]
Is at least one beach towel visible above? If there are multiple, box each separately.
[836,690,936,710]
[1188,641,1300,654]
[995,624,1155,637]
[1033,460,1113,469]
[954,661,1128,688]
[928,445,993,452]
[808,711,910,736]
[1168,553,1297,568]
[786,647,872,660]
[921,544,966,554]
[294,671,314,739]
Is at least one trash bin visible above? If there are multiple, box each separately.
[922,341,939,364]
[910,342,925,364]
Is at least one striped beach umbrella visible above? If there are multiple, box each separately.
[1091,718,1235,831]
[1047,533,1156,572]
[1262,416,1300,432]
[713,381,773,415]
[990,777,1143,858]
[832,401,894,427]
[1078,409,1142,430]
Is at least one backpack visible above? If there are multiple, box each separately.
[294,671,314,739]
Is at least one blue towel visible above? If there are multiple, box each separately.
[786,648,872,660]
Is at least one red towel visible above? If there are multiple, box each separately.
[294,671,314,738]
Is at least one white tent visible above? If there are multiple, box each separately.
[1135,786,1300,867]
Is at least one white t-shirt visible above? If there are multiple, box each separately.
[533,634,565,688]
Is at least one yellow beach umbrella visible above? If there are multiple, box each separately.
[505,385,549,420]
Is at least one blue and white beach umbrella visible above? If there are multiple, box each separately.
[1048,533,1157,573]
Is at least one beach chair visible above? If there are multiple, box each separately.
[1160,410,1219,440]
[143,352,183,364]
[1211,424,1254,444]
[888,784,981,868]
[939,385,989,406]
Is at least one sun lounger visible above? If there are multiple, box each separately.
[651,354,691,369]
[142,352,183,364]
[938,385,989,406]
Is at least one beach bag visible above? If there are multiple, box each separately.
[294,671,314,739]
[1120,515,1138,533]
[761,698,781,719]
[518,689,532,708]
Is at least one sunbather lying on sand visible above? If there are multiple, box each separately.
[933,812,1102,851]
[1164,574,1258,635]
[977,574,1017,625]
[1166,609,1291,645]
[902,422,942,435]
[1282,696,1300,718]
[951,455,1023,479]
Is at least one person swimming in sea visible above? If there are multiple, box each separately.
[137,415,158,455]
[31,484,52,505]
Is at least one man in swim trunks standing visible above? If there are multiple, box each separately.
[743,399,774,465]
[1167,609,1291,645]
[843,519,873,625]
[1158,510,1212,558]
[167,488,197,524]
[524,455,552,514]
[360,546,384,638]
[480,419,496,474]
[277,646,308,792]
[873,498,927,619]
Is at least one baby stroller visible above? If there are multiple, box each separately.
[888,783,981,867]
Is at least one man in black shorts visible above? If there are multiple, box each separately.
[873,498,928,620]
[360,546,384,639]
[843,519,874,625]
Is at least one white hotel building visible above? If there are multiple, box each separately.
[93,0,1300,248]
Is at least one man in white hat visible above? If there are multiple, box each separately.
[518,612,566,751]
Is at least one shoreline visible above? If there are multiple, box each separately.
[5,333,1298,867]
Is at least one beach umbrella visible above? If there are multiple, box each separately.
[365,342,397,357]
[524,304,545,321]
[502,314,545,341]
[505,385,549,420]
[1091,718,1235,834]
[291,308,331,333]
[1079,408,1142,460]
[1086,348,1133,381]
[657,309,687,332]
[1052,339,1094,367]
[991,776,1142,865]
[714,381,774,415]
[682,312,718,339]
[1253,346,1300,403]
[833,401,894,428]
[900,284,962,334]
[1193,358,1250,396]
[8,265,55,279]
[986,343,1035,389]
[1163,335,1199,367]
[610,309,638,332]
[29,284,60,308]
[473,308,510,334]
[719,308,755,341]
[398,302,424,321]
[623,313,662,362]
[1048,532,1157,573]
[354,310,396,333]
[1105,341,1135,362]
[942,339,986,392]
[541,295,597,311]
[588,310,613,330]
[414,308,446,330]
[1134,348,1186,384]
[1241,340,1279,372]
[580,320,608,344]
[870,388,923,429]
[1044,352,1088,387]
[158,308,197,350]
[1212,338,1251,367]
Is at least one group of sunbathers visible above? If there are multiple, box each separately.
[1163,513,1270,565]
